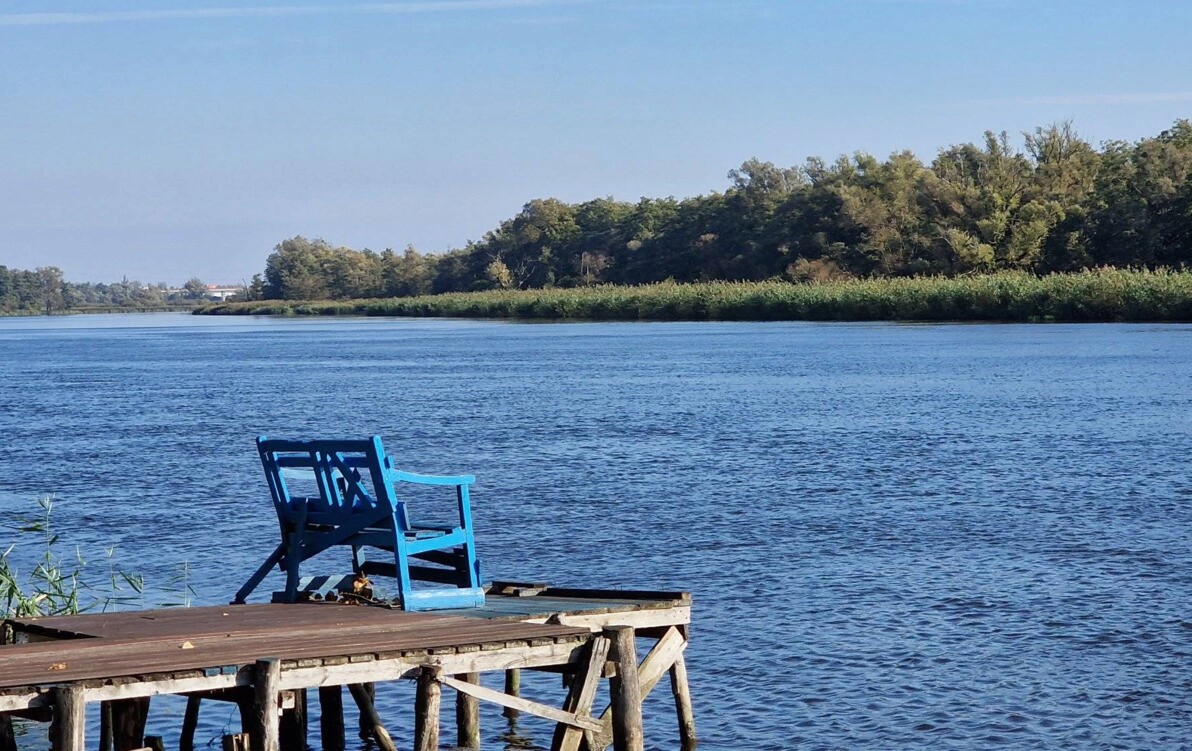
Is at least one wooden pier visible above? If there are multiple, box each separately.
[0,585,693,751]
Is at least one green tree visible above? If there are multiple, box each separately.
[37,267,65,315]
[182,278,208,300]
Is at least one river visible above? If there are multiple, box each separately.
[1,313,1189,750]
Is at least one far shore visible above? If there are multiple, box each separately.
[193,270,1192,324]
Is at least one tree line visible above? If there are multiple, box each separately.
[250,120,1192,302]
[0,267,207,315]
[10,119,1192,313]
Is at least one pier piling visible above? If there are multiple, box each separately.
[251,658,281,751]
[455,672,481,748]
[607,627,644,751]
[317,686,345,751]
[49,685,84,751]
[414,666,443,751]
[669,654,697,748]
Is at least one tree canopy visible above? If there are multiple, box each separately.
[247,121,1192,302]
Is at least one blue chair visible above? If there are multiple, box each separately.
[234,436,485,610]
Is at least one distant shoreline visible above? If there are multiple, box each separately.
[194,270,1192,323]
[0,305,197,318]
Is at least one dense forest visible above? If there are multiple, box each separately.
[250,120,1192,302]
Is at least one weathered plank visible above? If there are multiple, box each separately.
[553,635,612,751]
[438,675,603,733]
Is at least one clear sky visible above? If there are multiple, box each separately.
[2,0,1191,284]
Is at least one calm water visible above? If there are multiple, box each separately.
[1,314,1190,751]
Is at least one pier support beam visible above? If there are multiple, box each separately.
[669,655,697,748]
[0,715,15,751]
[503,669,521,719]
[50,685,85,751]
[252,658,281,751]
[414,666,443,751]
[180,696,202,751]
[455,673,481,748]
[347,684,397,751]
[607,627,644,751]
[318,686,345,751]
[109,698,150,751]
[279,690,307,751]
[552,634,611,751]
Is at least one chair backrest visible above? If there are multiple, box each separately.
[256,435,412,530]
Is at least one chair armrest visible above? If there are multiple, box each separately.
[391,469,475,486]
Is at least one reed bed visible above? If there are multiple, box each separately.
[196,269,1192,322]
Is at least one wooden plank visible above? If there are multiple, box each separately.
[438,675,603,733]
[0,619,590,689]
[0,637,590,713]
[276,639,589,689]
[554,635,611,751]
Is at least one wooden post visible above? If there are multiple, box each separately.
[318,686,345,751]
[109,698,150,751]
[347,683,397,751]
[414,666,443,751]
[354,683,375,739]
[144,736,165,751]
[99,702,113,751]
[455,672,481,748]
[50,685,85,751]
[669,655,697,748]
[606,627,644,751]
[503,669,521,719]
[221,734,251,751]
[279,690,307,751]
[180,696,202,751]
[252,658,281,751]
[0,715,17,751]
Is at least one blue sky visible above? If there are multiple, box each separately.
[2,0,1191,284]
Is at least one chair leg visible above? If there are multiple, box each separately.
[234,545,285,604]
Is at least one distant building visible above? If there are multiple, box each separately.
[204,284,243,301]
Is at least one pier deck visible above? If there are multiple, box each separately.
[0,586,694,751]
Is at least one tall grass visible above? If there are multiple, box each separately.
[1,497,193,622]
[196,269,1192,323]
